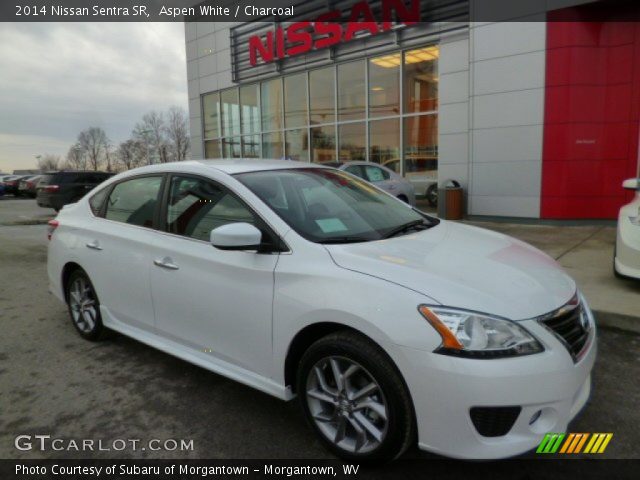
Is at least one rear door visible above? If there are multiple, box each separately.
[79,175,164,332]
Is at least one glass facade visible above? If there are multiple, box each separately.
[201,45,439,181]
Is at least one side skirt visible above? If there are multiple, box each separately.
[100,306,293,401]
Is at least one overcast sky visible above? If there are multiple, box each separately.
[0,23,188,173]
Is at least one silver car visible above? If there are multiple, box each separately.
[330,161,416,206]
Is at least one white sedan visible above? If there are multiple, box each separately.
[614,178,640,280]
[47,160,596,461]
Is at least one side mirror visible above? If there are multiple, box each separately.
[622,178,639,190]
[210,222,262,251]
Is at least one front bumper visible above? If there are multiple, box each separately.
[399,317,596,459]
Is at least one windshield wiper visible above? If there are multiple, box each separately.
[317,236,372,244]
[383,219,431,239]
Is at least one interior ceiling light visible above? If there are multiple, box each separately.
[370,47,439,68]
[370,54,401,68]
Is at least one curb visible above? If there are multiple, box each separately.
[594,310,640,335]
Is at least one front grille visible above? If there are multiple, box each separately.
[541,303,590,361]
[470,406,521,437]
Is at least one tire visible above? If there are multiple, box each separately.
[297,331,415,462]
[397,194,409,204]
[65,269,106,341]
[426,184,438,207]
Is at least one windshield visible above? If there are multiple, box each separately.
[236,168,437,243]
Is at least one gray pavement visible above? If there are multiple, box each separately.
[0,198,639,460]
[0,196,54,226]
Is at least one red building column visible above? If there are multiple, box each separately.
[541,6,640,219]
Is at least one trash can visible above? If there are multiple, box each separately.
[438,180,464,220]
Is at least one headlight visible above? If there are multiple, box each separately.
[418,305,544,358]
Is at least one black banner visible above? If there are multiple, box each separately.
[2,0,640,22]
[2,459,640,480]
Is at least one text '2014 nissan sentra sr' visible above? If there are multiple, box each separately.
[47,159,596,461]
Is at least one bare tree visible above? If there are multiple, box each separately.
[133,111,167,164]
[78,127,108,171]
[66,144,87,170]
[117,139,144,171]
[165,106,190,161]
[104,142,114,172]
[37,154,61,171]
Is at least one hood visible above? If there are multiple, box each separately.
[324,221,576,320]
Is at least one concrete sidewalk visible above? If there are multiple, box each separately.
[464,220,640,333]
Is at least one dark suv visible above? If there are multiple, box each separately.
[37,171,113,211]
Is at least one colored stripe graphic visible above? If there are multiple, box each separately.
[538,433,613,454]
[536,433,565,453]
[584,433,613,454]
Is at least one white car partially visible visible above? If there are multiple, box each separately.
[614,177,640,280]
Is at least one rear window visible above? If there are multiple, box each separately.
[89,187,110,216]
[38,175,54,185]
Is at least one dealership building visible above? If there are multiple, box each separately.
[185,0,640,219]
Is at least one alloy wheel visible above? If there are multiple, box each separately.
[68,276,98,333]
[305,356,388,454]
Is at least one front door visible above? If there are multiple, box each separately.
[148,174,278,376]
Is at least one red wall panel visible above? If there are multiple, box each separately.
[541,13,640,219]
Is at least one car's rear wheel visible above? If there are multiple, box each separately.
[297,331,414,462]
[66,269,106,341]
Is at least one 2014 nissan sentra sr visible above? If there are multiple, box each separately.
[47,160,596,461]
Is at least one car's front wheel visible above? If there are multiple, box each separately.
[65,269,106,341]
[298,331,414,461]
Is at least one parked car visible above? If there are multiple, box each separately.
[0,174,17,183]
[48,160,596,461]
[0,182,4,197]
[17,175,42,198]
[325,161,416,206]
[614,177,640,280]
[383,156,438,207]
[3,175,30,196]
[37,171,113,211]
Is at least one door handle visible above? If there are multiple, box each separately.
[86,241,103,251]
[154,257,179,270]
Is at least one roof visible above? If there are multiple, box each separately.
[193,159,329,174]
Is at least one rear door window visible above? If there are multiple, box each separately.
[105,176,163,228]
[344,165,366,179]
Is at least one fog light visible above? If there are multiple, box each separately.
[529,410,542,425]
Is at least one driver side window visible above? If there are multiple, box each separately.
[166,175,255,242]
